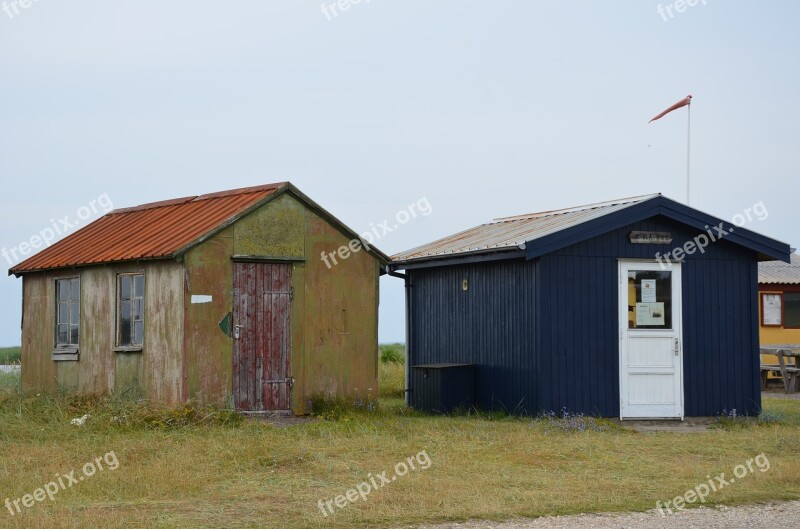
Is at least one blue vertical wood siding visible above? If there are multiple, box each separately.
[409,214,762,417]
[409,259,537,413]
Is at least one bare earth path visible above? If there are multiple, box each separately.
[416,501,800,529]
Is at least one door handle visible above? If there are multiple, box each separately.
[674,338,680,356]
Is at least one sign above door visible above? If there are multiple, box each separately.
[629,231,673,244]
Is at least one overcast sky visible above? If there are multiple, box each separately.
[1,1,798,346]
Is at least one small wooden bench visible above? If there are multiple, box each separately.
[760,345,800,394]
[778,352,800,393]
[761,364,782,389]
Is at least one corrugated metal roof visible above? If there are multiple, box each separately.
[392,193,661,262]
[10,183,287,275]
[759,253,800,284]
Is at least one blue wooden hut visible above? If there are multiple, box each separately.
[389,194,791,418]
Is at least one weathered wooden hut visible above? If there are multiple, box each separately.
[10,182,388,414]
[390,194,791,418]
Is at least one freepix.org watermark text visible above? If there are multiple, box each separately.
[655,200,767,269]
[5,451,119,516]
[2,0,43,20]
[317,450,432,517]
[656,453,770,515]
[2,193,114,267]
[657,0,708,22]
[320,197,432,269]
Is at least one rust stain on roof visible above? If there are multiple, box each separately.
[10,182,287,275]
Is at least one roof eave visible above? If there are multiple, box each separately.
[391,247,526,271]
[10,255,178,278]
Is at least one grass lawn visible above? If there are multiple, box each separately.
[0,360,799,529]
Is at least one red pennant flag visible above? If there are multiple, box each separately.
[649,95,692,123]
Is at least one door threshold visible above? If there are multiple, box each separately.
[620,417,683,421]
[239,410,294,417]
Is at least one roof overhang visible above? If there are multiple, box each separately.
[524,196,791,263]
[391,247,525,271]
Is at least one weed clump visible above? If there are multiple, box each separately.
[309,390,380,420]
[537,408,609,433]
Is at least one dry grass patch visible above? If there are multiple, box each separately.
[0,369,798,528]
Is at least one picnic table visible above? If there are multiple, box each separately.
[760,345,800,393]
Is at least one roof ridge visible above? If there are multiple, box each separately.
[108,182,288,215]
[193,182,288,202]
[110,196,196,215]
[491,193,661,223]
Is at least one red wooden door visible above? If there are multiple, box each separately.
[232,262,292,411]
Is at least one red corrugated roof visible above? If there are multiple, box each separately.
[10,183,287,275]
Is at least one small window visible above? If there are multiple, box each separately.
[55,277,80,348]
[117,273,144,347]
[785,292,800,328]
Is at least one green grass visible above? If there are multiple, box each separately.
[0,346,20,365]
[378,361,404,399]
[0,367,798,528]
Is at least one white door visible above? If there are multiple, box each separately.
[619,261,683,419]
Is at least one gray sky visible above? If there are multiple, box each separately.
[1,0,798,346]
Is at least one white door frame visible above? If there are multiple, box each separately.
[618,260,684,420]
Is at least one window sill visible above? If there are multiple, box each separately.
[52,348,79,362]
[114,346,143,353]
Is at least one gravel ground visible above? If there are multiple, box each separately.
[415,501,800,529]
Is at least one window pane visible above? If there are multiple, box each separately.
[71,278,80,302]
[786,293,800,327]
[58,280,69,302]
[134,274,144,298]
[58,303,69,325]
[133,298,143,321]
[120,318,131,346]
[626,270,673,329]
[119,292,132,346]
[121,276,132,301]
[70,324,79,345]
[69,303,79,325]
[133,321,143,345]
[57,324,69,345]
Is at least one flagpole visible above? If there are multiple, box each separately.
[648,94,693,204]
[686,101,691,205]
